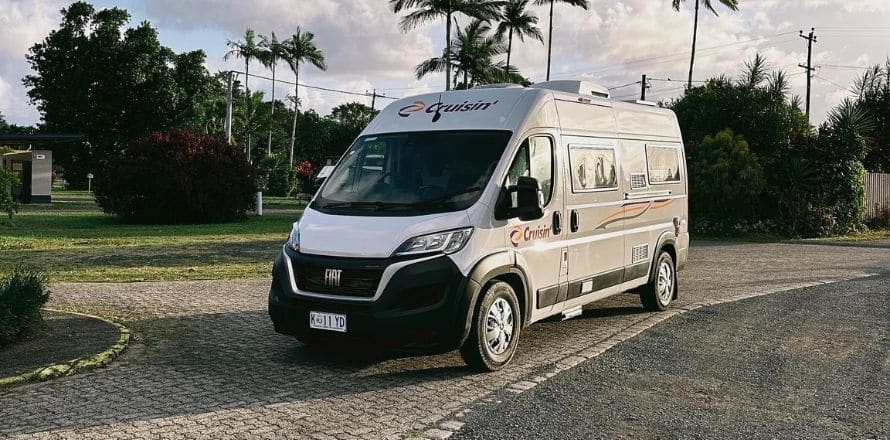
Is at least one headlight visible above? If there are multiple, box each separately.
[394,228,473,256]
[287,222,300,251]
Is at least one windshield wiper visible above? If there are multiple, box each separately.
[409,186,483,208]
[320,201,413,210]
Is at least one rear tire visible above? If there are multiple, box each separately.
[460,281,522,371]
[640,251,676,311]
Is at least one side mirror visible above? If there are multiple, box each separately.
[506,176,544,221]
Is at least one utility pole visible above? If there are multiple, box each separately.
[798,28,818,121]
[367,89,386,111]
[640,74,649,101]
[225,72,234,144]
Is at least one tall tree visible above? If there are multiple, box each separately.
[533,0,588,81]
[417,19,525,88]
[282,28,327,166]
[851,60,890,172]
[258,32,286,155]
[225,28,260,155]
[496,0,543,68]
[24,1,217,188]
[0,112,8,131]
[390,0,504,91]
[329,102,378,131]
[672,0,740,89]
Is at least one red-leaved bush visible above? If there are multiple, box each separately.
[94,130,256,224]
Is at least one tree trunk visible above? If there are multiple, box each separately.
[546,0,554,81]
[445,8,452,91]
[289,66,299,167]
[268,63,276,156]
[687,0,700,89]
[507,28,513,68]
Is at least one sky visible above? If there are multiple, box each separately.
[0,0,888,127]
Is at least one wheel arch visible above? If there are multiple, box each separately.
[460,251,532,345]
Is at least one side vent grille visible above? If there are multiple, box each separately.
[630,173,648,190]
[631,244,649,264]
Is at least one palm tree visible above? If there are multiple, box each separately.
[496,0,543,68]
[533,0,588,81]
[390,0,504,91]
[417,19,524,88]
[672,0,740,89]
[225,28,260,155]
[282,28,327,167]
[258,32,286,155]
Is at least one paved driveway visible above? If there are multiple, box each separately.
[1,241,888,439]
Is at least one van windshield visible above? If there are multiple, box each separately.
[313,130,511,216]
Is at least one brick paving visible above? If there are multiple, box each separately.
[1,241,888,439]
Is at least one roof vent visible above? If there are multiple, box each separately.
[473,83,525,89]
[531,80,610,99]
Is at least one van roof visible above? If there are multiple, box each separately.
[364,84,679,140]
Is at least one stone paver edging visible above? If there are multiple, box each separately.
[420,272,879,439]
[0,308,131,391]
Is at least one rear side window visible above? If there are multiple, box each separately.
[569,145,618,191]
[646,145,681,184]
[506,136,554,206]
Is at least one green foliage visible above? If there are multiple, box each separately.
[674,54,869,237]
[0,267,50,348]
[417,19,528,88]
[255,153,297,197]
[689,129,765,229]
[24,2,219,188]
[670,54,809,221]
[0,165,20,221]
[851,61,890,172]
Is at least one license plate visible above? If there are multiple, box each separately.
[309,311,347,333]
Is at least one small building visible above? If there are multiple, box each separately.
[0,133,81,204]
[1,149,53,203]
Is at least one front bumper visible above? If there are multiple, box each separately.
[268,247,476,353]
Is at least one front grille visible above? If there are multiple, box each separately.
[293,261,383,298]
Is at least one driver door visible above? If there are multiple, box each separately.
[503,135,567,321]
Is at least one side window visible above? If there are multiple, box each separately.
[646,145,681,184]
[569,145,618,191]
[505,136,554,206]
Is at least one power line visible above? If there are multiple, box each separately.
[607,81,640,91]
[814,74,852,93]
[553,31,798,78]
[230,70,400,101]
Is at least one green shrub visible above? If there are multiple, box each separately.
[689,129,766,232]
[0,267,50,347]
[0,165,19,221]
[255,153,297,197]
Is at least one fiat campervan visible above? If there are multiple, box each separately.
[268,80,689,371]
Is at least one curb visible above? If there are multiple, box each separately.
[0,308,131,391]
[417,272,879,439]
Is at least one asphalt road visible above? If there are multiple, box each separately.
[454,274,890,439]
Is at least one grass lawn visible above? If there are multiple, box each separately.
[0,191,304,282]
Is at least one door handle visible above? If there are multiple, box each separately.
[553,211,562,235]
[570,210,580,233]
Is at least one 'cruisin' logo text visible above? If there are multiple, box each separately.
[397,99,499,122]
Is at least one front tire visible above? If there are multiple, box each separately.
[460,281,522,371]
[640,251,677,311]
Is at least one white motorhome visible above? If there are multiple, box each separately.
[269,81,688,371]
